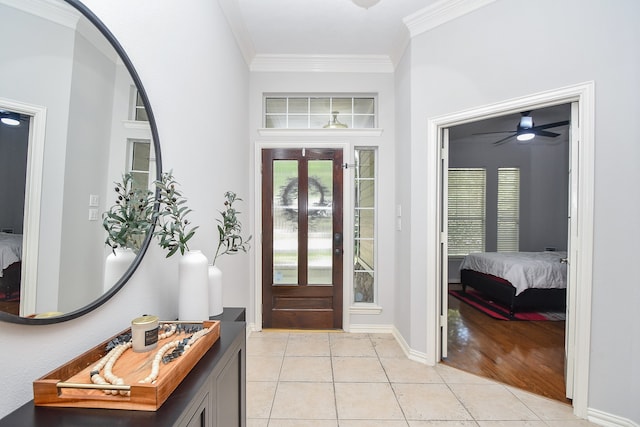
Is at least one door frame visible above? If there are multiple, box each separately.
[429,82,594,417]
[253,141,352,332]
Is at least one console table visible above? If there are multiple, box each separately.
[0,311,246,427]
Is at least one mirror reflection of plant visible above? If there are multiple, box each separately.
[213,191,252,265]
[154,171,199,257]
[102,173,154,254]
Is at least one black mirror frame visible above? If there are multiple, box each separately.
[0,0,162,325]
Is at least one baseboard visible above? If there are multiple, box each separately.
[588,408,639,427]
[348,323,394,334]
[391,326,430,365]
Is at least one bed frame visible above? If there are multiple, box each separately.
[460,269,566,318]
[0,261,21,301]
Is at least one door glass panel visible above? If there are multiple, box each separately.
[308,160,333,285]
[273,160,299,285]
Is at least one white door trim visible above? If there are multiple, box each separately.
[427,81,594,418]
[0,97,47,317]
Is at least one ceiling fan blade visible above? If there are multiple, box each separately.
[534,120,570,130]
[492,134,516,145]
[535,130,561,138]
[472,131,515,136]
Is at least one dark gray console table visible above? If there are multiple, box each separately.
[0,310,246,427]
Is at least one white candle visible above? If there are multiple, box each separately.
[131,315,159,352]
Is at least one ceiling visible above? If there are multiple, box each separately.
[221,0,440,63]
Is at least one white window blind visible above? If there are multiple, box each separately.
[497,167,520,252]
[448,168,486,256]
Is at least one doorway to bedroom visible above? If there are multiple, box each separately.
[431,84,597,410]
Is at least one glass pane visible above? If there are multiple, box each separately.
[357,149,375,178]
[273,160,299,285]
[356,209,374,239]
[288,98,309,114]
[356,180,374,208]
[265,98,286,114]
[288,115,308,128]
[308,160,333,285]
[131,141,150,171]
[311,115,331,129]
[353,115,375,128]
[353,269,374,303]
[332,98,352,114]
[354,98,375,114]
[265,115,286,128]
[310,97,331,114]
[135,107,148,122]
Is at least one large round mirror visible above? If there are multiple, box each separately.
[0,0,161,324]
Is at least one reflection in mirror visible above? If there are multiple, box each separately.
[0,0,161,324]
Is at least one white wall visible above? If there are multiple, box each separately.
[249,71,397,328]
[400,0,640,422]
[0,0,249,418]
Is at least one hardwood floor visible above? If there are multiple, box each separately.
[443,284,570,403]
[0,300,19,315]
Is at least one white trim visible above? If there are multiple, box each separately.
[348,323,393,334]
[392,326,429,364]
[258,128,384,138]
[216,0,256,66]
[254,141,353,332]
[0,98,47,317]
[250,54,394,73]
[349,305,383,315]
[123,120,151,131]
[587,409,640,427]
[403,0,497,37]
[427,82,595,419]
[0,0,79,29]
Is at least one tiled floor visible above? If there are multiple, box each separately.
[247,330,598,427]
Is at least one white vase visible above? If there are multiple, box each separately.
[208,264,223,317]
[178,250,209,320]
[103,247,136,292]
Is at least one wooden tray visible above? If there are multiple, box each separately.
[33,320,220,411]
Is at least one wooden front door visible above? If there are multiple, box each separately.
[262,148,343,329]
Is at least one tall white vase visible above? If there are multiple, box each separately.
[103,247,136,292]
[178,250,209,320]
[208,264,223,317]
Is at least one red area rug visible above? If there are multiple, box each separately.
[0,292,19,302]
[449,289,565,321]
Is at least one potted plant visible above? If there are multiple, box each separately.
[208,191,252,316]
[102,172,154,291]
[154,171,207,320]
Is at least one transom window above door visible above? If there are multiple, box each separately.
[263,95,376,129]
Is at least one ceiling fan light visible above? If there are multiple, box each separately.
[516,132,535,142]
[519,116,533,129]
[351,0,381,9]
[0,112,20,126]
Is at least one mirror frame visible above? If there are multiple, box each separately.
[0,0,162,325]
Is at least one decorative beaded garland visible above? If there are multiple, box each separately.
[89,322,213,395]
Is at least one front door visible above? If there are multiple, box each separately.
[262,148,343,329]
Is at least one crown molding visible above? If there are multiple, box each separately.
[0,0,78,29]
[250,54,394,73]
[217,0,256,66]
[257,128,384,137]
[403,0,497,38]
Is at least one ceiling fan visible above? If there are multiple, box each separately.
[474,111,570,146]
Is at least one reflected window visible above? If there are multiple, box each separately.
[128,140,150,191]
[131,87,149,122]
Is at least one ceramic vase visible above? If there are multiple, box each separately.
[178,250,209,320]
[103,247,136,292]
[208,264,223,317]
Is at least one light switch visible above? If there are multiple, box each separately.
[89,194,99,207]
[88,208,99,221]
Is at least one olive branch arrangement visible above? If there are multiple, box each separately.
[153,171,199,257]
[212,191,252,265]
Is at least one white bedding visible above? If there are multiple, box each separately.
[459,251,567,295]
[0,232,22,278]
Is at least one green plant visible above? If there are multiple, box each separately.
[154,171,198,257]
[213,191,252,265]
[102,173,154,253]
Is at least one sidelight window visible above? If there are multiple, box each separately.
[354,148,376,303]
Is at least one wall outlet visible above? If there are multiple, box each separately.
[88,208,99,221]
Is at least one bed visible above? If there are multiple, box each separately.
[459,251,567,318]
[0,232,22,301]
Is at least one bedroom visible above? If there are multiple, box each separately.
[445,103,571,400]
[0,111,28,313]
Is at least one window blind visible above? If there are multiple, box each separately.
[448,168,486,256]
[497,168,520,252]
